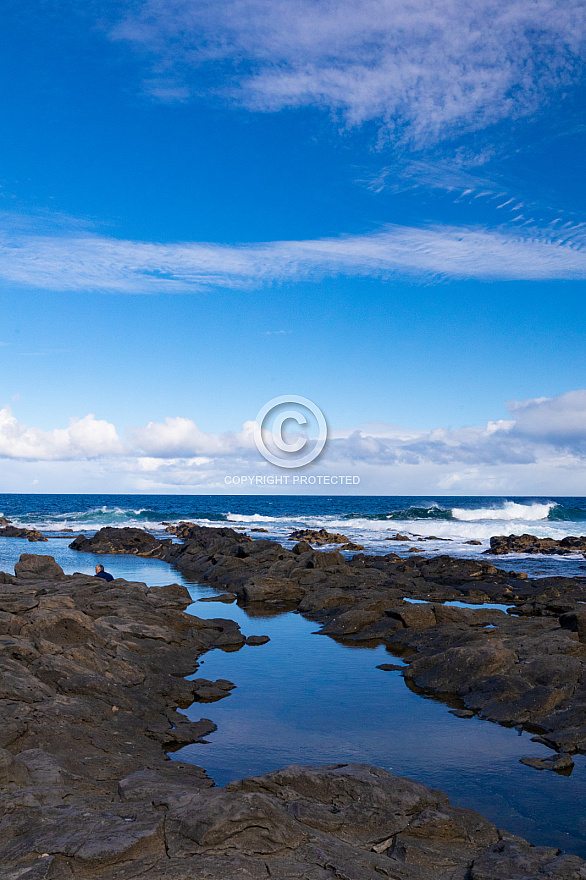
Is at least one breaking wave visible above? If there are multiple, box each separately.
[451,501,555,522]
[226,513,280,523]
[341,501,563,524]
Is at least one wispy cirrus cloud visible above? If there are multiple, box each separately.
[110,0,586,143]
[2,216,586,294]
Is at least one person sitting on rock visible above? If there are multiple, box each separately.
[94,564,114,582]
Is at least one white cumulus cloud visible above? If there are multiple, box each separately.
[3,391,586,493]
[130,416,257,457]
[2,390,586,472]
[0,408,123,460]
[508,390,586,446]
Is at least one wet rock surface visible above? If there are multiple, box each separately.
[70,525,586,757]
[4,549,586,877]
[289,527,351,544]
[520,752,575,774]
[0,526,47,542]
[489,533,586,555]
[341,541,366,551]
[70,526,173,558]
[0,554,240,877]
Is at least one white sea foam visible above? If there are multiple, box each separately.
[452,501,555,522]
[6,499,586,577]
[226,513,282,523]
[10,506,164,534]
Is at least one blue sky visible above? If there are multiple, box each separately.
[1,0,586,494]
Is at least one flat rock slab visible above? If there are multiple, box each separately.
[6,761,585,879]
[520,753,575,774]
[245,634,270,645]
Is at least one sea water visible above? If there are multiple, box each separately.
[2,493,586,576]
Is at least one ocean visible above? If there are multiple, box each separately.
[1,493,586,577]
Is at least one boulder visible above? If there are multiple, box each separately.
[388,603,437,628]
[289,528,350,545]
[192,678,236,701]
[245,635,270,646]
[70,527,172,558]
[241,577,306,602]
[489,533,586,555]
[321,600,394,637]
[559,611,586,643]
[14,555,64,580]
[405,644,518,695]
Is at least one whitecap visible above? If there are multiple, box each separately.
[452,501,555,522]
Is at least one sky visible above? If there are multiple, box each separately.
[1,0,586,495]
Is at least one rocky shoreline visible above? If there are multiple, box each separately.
[488,533,586,555]
[2,550,586,878]
[72,524,586,758]
[0,526,47,542]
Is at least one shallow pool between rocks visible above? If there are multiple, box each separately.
[2,537,586,858]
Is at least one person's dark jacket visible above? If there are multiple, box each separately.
[95,570,114,582]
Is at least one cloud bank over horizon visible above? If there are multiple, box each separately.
[1,390,586,494]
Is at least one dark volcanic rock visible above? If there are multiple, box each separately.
[7,756,581,879]
[0,552,245,877]
[2,552,586,878]
[341,541,366,551]
[0,526,47,542]
[192,677,236,701]
[164,520,198,538]
[289,527,350,544]
[197,592,236,603]
[520,753,575,773]
[489,533,586,555]
[245,634,270,645]
[14,554,64,580]
[70,527,173,558]
[560,611,586,643]
[69,524,586,758]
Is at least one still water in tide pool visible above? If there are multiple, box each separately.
[1,538,586,857]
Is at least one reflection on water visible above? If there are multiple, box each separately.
[176,587,586,857]
[1,539,585,856]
